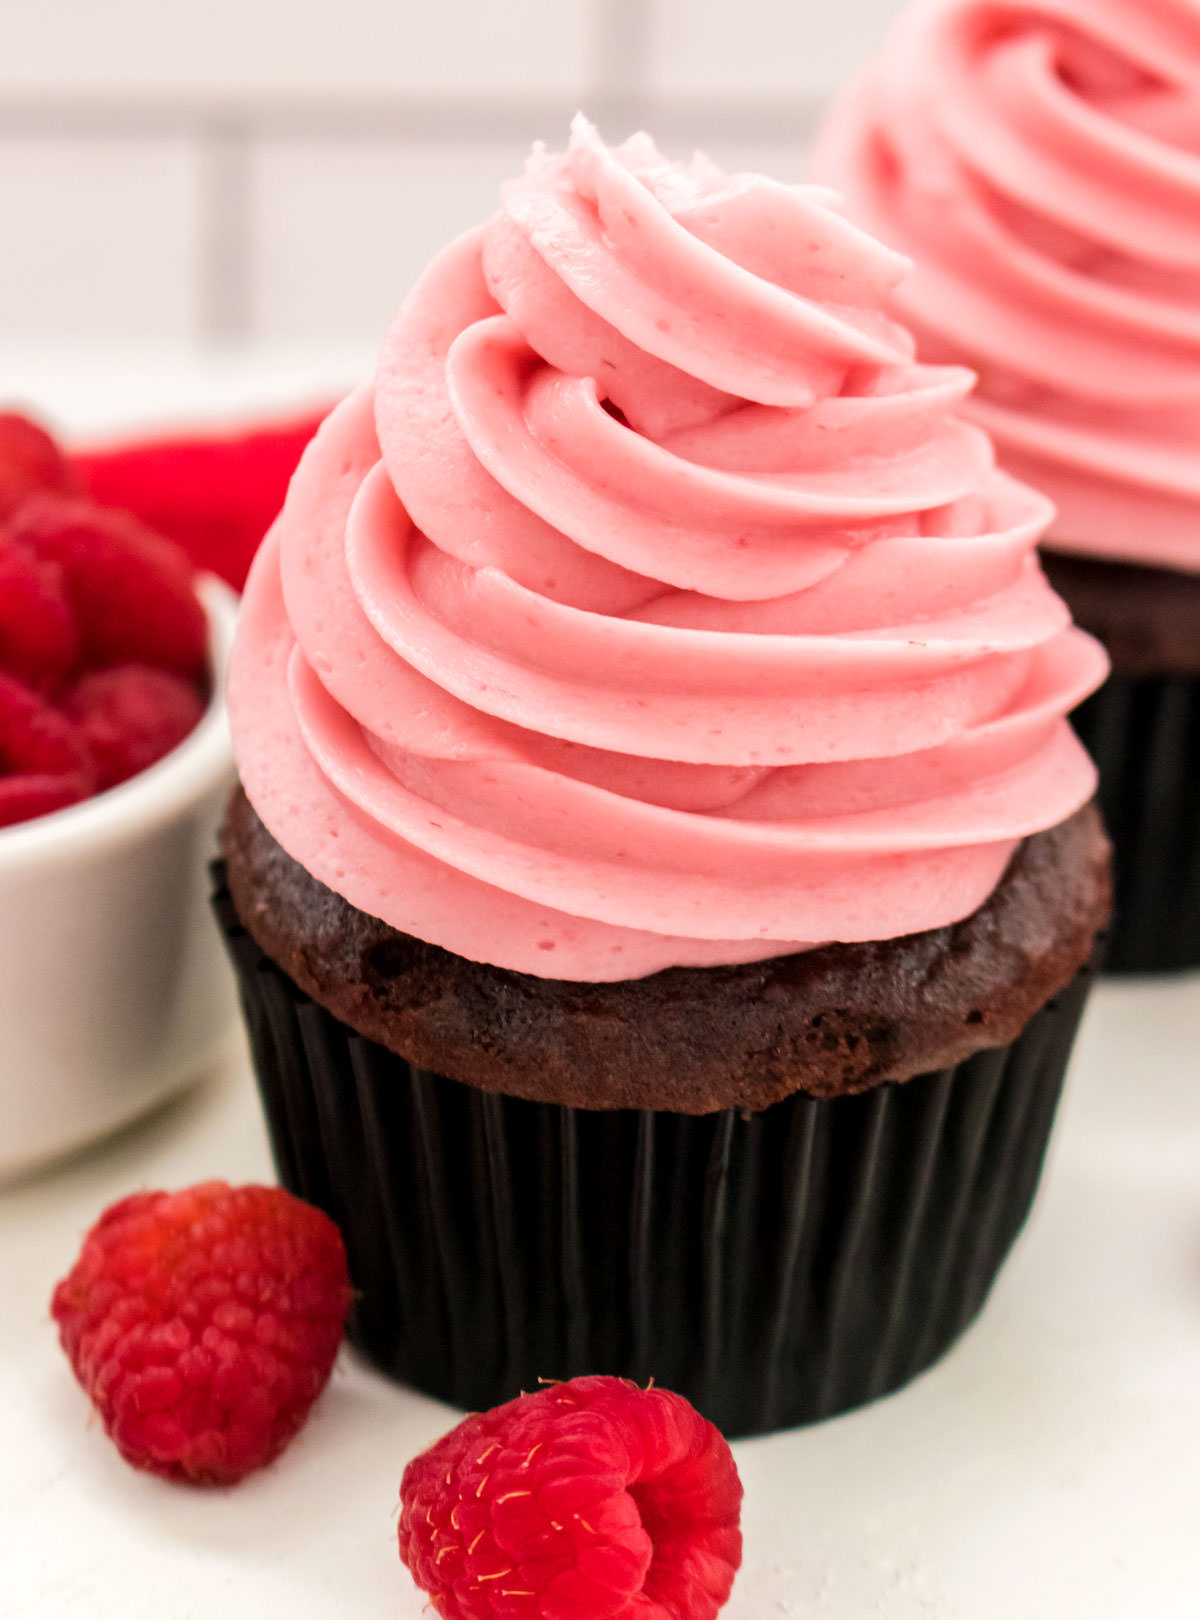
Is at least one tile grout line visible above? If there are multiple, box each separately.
[0,91,823,142]
[195,118,254,343]
[589,0,656,129]
[0,67,824,345]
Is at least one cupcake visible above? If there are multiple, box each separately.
[816,0,1200,971]
[215,117,1110,1435]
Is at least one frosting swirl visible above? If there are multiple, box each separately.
[817,0,1200,572]
[230,117,1104,980]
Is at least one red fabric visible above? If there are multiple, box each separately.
[75,406,330,590]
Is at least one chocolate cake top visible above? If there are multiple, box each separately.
[222,788,1109,1114]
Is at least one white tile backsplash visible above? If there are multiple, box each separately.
[0,0,908,343]
[0,0,594,97]
[641,129,810,184]
[0,136,201,339]
[648,0,909,98]
[249,137,533,341]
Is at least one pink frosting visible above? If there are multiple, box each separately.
[817,0,1200,572]
[230,116,1104,981]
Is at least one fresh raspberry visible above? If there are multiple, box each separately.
[0,411,81,521]
[0,772,90,829]
[51,1182,352,1486]
[398,1375,743,1620]
[12,495,208,679]
[0,533,78,692]
[0,666,93,791]
[0,668,94,828]
[64,664,206,791]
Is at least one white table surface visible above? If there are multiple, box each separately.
[1,338,374,442]
[3,349,1200,1618]
[3,981,1199,1619]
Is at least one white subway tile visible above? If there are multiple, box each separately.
[0,137,201,339]
[249,137,533,342]
[652,130,809,186]
[0,0,594,98]
[648,0,910,99]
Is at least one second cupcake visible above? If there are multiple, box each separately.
[817,0,1200,971]
[216,118,1109,1434]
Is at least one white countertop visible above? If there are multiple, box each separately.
[1,338,374,442]
[2,979,1198,1619]
[3,349,1200,1617]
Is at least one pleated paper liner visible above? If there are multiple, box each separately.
[1069,672,1200,973]
[214,868,1092,1437]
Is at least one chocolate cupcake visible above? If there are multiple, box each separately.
[817,0,1200,971]
[217,119,1109,1434]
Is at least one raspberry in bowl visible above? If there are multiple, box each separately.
[0,413,239,1179]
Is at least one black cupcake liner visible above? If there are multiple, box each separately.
[1069,672,1200,973]
[214,869,1092,1436]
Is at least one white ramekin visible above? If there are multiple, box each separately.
[0,576,239,1180]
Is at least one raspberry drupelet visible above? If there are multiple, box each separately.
[0,411,80,521]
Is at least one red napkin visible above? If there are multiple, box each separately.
[75,406,331,590]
